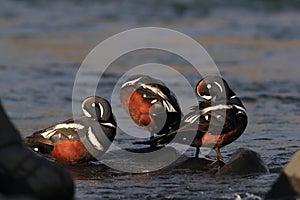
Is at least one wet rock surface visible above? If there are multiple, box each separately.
[65,147,271,199]
[66,147,269,177]
[217,148,269,175]
[173,156,216,171]
[266,149,300,199]
[172,148,269,175]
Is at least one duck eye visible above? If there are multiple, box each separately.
[92,103,96,107]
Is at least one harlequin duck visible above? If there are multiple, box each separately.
[120,75,182,145]
[23,96,117,164]
[136,76,248,162]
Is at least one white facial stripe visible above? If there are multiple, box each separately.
[201,95,212,100]
[98,103,104,118]
[121,77,143,88]
[100,122,117,129]
[230,96,237,99]
[207,84,211,89]
[40,123,84,139]
[200,104,233,115]
[214,81,223,93]
[87,127,104,151]
[82,107,92,117]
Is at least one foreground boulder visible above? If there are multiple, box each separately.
[0,101,74,199]
[217,148,269,175]
[266,150,300,199]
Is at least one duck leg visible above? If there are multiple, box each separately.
[195,147,200,158]
[215,147,224,162]
[149,134,157,148]
[214,147,226,167]
[207,147,226,170]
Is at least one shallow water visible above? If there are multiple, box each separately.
[1,0,300,199]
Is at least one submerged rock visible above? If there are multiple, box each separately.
[66,147,269,176]
[120,147,269,174]
[217,148,269,175]
[171,148,269,175]
[266,149,300,199]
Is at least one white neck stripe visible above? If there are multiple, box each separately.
[163,100,176,112]
[100,122,116,129]
[233,105,247,113]
[87,127,104,151]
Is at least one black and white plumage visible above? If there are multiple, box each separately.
[196,76,236,101]
[120,75,182,144]
[135,76,248,161]
[23,96,117,163]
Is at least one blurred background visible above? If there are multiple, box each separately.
[0,0,299,199]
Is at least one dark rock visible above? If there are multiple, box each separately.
[173,156,215,171]
[266,150,300,199]
[0,101,74,199]
[217,148,269,175]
